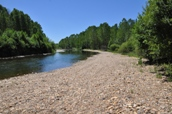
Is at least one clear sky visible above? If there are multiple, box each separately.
[0,0,147,43]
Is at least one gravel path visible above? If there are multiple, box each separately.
[0,51,172,114]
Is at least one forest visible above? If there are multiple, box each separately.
[0,5,56,57]
[59,18,135,53]
[59,0,172,80]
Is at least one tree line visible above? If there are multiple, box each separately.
[59,18,135,51]
[0,5,56,57]
[59,0,172,80]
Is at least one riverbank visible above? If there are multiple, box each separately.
[0,51,172,113]
[0,53,52,60]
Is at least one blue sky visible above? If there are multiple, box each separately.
[0,0,147,43]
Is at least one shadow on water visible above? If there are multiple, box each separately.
[0,51,98,80]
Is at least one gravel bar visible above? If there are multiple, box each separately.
[0,51,172,114]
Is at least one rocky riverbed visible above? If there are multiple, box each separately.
[0,51,172,114]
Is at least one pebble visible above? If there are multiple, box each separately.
[0,51,172,114]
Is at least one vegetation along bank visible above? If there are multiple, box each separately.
[0,5,56,57]
[58,0,172,80]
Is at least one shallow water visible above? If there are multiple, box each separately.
[0,51,97,80]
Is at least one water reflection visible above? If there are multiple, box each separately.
[0,51,97,80]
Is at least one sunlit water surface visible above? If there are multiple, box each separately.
[0,51,97,80]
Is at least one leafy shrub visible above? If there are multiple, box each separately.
[109,44,120,51]
[163,64,172,80]
[138,57,143,66]
[118,41,134,54]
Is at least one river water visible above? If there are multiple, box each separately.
[0,51,97,80]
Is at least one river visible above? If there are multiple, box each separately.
[0,51,97,80]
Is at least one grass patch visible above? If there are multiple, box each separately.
[138,57,143,66]
[156,73,162,79]
[152,64,172,81]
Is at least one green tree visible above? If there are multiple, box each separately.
[0,29,17,56]
[134,0,172,62]
[97,22,110,49]
[0,5,56,57]
[84,26,98,49]
[108,24,118,48]
[116,18,130,44]
[89,26,98,49]
[0,5,10,33]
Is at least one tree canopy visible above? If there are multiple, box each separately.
[59,0,172,65]
[59,19,135,51]
[134,0,172,63]
[0,5,56,57]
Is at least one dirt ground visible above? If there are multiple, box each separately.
[0,51,172,114]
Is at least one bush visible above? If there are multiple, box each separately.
[109,44,120,51]
[138,57,143,66]
[118,41,134,54]
[163,64,172,80]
